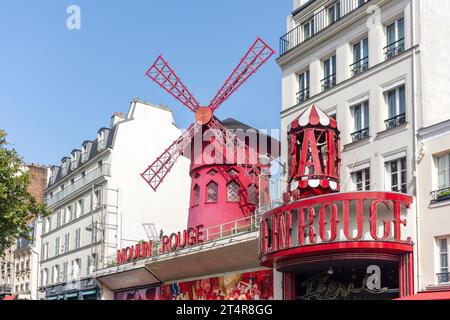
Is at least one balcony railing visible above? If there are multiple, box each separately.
[351,127,369,142]
[321,74,337,91]
[437,272,450,284]
[384,38,405,60]
[296,87,310,104]
[280,0,371,56]
[385,113,406,130]
[45,164,111,207]
[431,187,450,203]
[350,56,369,76]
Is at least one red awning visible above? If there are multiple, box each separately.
[2,294,18,300]
[396,291,450,300]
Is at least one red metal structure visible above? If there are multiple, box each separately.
[141,38,276,228]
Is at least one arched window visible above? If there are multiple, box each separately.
[206,181,218,203]
[227,181,240,202]
[248,184,258,205]
[192,185,200,207]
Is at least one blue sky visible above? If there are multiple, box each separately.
[0,1,291,165]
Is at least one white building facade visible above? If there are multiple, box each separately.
[39,100,191,300]
[278,0,450,295]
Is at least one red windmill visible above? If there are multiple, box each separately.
[140,38,276,229]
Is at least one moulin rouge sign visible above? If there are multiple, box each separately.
[259,192,414,256]
[117,225,204,265]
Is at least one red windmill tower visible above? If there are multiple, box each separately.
[140,38,276,229]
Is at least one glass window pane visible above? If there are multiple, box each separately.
[440,239,448,253]
[399,85,405,114]
[388,89,397,117]
[363,38,369,58]
[398,18,405,40]
[363,101,369,128]
[354,105,361,130]
[387,23,396,45]
[353,42,361,62]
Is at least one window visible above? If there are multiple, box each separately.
[386,85,406,129]
[297,70,310,103]
[46,217,52,233]
[387,157,407,193]
[77,199,84,216]
[206,181,218,203]
[328,2,340,24]
[322,55,336,91]
[351,101,369,142]
[353,168,370,191]
[93,189,102,209]
[81,145,88,162]
[75,228,81,249]
[56,211,61,228]
[71,258,81,280]
[192,185,200,207]
[438,154,450,190]
[385,18,405,59]
[303,17,315,40]
[64,233,70,253]
[351,38,369,76]
[68,205,74,221]
[44,242,49,260]
[25,283,29,292]
[227,181,240,202]
[53,265,60,283]
[63,261,68,282]
[97,131,105,151]
[439,238,449,283]
[248,184,259,205]
[70,153,77,170]
[55,237,60,257]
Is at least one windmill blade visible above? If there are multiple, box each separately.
[207,118,261,185]
[141,123,201,191]
[208,38,275,112]
[146,55,201,112]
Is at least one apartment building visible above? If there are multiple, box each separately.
[278,0,450,295]
[417,120,450,292]
[39,99,191,300]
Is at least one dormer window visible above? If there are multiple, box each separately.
[70,153,78,170]
[61,159,69,175]
[81,145,88,162]
[97,131,105,151]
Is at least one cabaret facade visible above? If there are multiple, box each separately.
[93,104,416,300]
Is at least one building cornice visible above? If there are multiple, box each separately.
[418,119,450,142]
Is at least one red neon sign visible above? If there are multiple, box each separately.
[259,192,413,257]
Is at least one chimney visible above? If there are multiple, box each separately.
[110,112,121,127]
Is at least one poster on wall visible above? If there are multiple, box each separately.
[115,287,160,300]
[161,270,273,300]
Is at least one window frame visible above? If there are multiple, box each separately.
[386,157,407,193]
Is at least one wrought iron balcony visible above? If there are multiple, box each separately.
[279,0,371,56]
[437,272,450,284]
[296,87,310,104]
[431,187,450,203]
[384,38,405,60]
[350,56,369,76]
[45,164,111,208]
[351,127,369,142]
[321,74,336,91]
[385,113,406,130]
